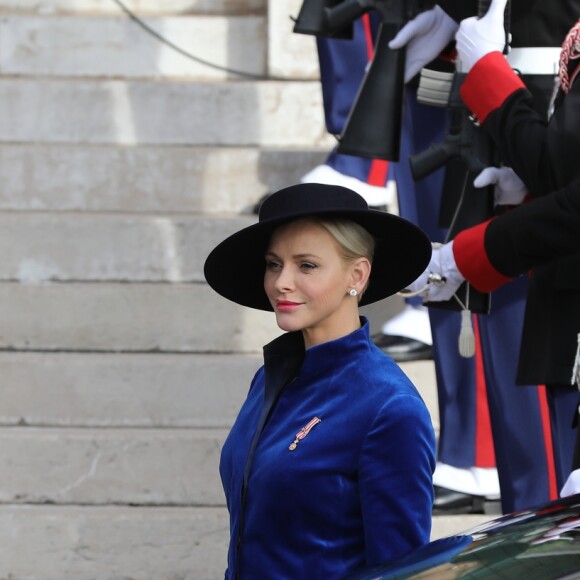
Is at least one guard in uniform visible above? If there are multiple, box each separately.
[456,10,580,490]
[388,0,580,512]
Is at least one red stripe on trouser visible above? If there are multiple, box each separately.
[368,160,389,186]
[473,316,496,467]
[537,385,559,500]
[360,14,389,187]
[361,14,374,60]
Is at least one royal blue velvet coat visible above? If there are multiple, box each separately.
[220,319,436,579]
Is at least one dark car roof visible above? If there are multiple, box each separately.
[346,494,580,579]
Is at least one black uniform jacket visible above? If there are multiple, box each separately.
[440,0,579,110]
[440,0,578,49]
[454,182,580,385]
[454,182,580,291]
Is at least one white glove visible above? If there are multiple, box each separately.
[455,0,509,72]
[474,166,528,206]
[403,242,465,302]
[388,5,458,83]
[560,468,580,497]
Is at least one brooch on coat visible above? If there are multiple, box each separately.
[288,417,322,451]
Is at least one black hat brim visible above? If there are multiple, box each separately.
[204,199,431,311]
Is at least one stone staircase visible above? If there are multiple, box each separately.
[0,1,492,578]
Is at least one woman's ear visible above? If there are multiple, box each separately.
[349,257,371,293]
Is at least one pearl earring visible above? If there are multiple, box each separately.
[348,288,358,297]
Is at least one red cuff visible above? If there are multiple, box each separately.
[453,220,512,292]
[460,52,526,124]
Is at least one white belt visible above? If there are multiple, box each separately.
[507,47,561,75]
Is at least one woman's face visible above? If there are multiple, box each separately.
[264,219,368,348]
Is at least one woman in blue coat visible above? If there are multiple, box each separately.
[204,183,436,579]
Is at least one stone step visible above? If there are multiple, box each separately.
[0,352,260,428]
[0,14,268,80]
[0,78,331,147]
[0,213,255,283]
[0,281,407,354]
[0,354,437,431]
[0,0,266,16]
[0,0,319,80]
[0,144,325,212]
[431,513,498,541]
[268,0,321,78]
[0,426,226,505]
[0,504,494,580]
[1,213,420,285]
[0,505,229,580]
[0,282,279,352]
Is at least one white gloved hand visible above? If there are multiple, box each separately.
[388,5,458,83]
[402,242,465,302]
[560,468,580,497]
[455,0,509,72]
[474,166,528,206]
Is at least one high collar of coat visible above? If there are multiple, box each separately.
[262,317,371,400]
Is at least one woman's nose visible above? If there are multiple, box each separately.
[275,266,294,292]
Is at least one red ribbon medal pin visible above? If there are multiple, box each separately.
[288,417,322,451]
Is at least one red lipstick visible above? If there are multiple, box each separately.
[276,300,302,311]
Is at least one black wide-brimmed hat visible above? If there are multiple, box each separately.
[204,183,431,311]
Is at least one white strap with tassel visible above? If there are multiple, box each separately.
[453,282,476,358]
[459,308,476,358]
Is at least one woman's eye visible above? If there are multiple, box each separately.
[300,262,317,271]
[266,260,282,272]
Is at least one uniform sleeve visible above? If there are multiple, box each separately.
[453,219,513,292]
[453,182,580,292]
[358,393,436,565]
[484,182,580,275]
[460,51,580,194]
[459,52,526,124]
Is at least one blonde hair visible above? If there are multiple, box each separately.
[310,217,375,297]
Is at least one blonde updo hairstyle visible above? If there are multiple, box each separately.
[309,216,376,300]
